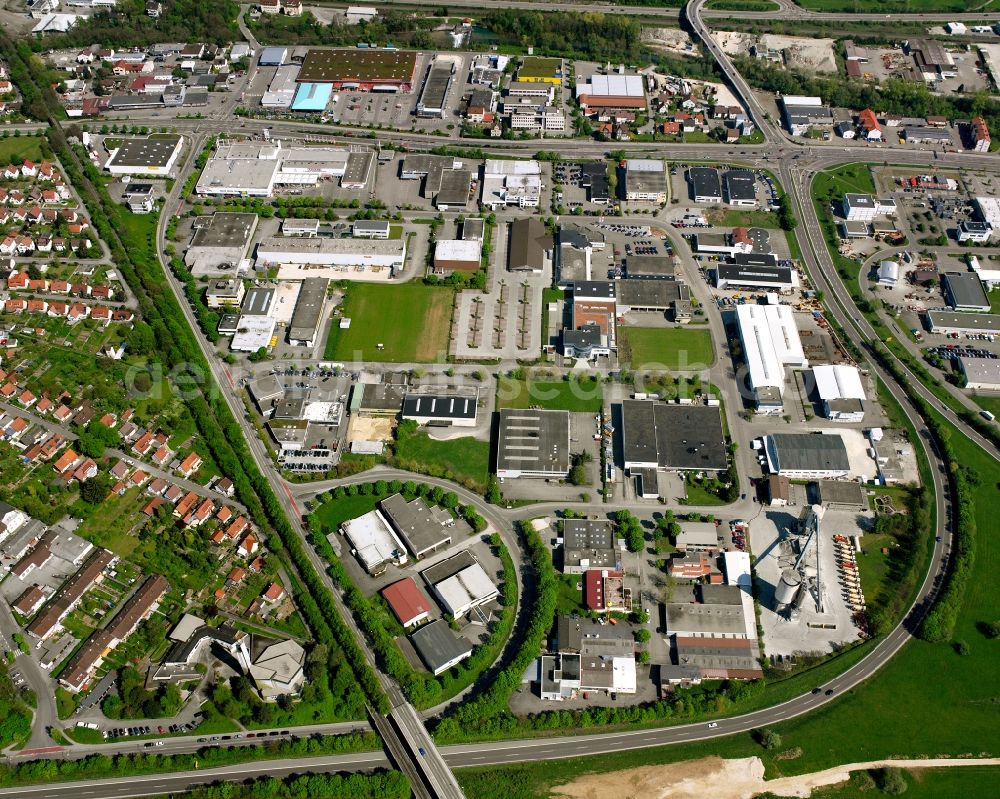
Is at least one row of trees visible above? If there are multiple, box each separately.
[0,732,377,787]
[185,770,410,799]
[434,521,557,741]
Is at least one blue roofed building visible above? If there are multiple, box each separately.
[291,82,332,112]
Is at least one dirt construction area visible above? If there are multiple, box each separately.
[550,756,1000,799]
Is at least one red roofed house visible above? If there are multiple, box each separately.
[237,534,259,558]
[132,431,155,456]
[262,582,286,603]
[215,506,233,525]
[177,452,202,477]
[227,567,246,585]
[381,578,432,628]
[173,490,198,519]
[72,458,99,482]
[184,498,214,527]
[129,469,149,487]
[151,445,172,467]
[53,448,82,475]
[225,516,248,541]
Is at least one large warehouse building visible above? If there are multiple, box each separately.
[287,278,329,347]
[105,134,184,176]
[735,304,808,413]
[764,433,851,479]
[254,236,406,278]
[958,356,1000,391]
[926,310,1000,335]
[575,73,646,115]
[296,47,418,91]
[495,408,570,479]
[184,213,259,277]
[195,141,359,197]
[261,65,301,108]
[619,400,728,473]
[416,59,456,118]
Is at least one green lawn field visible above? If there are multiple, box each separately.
[497,376,604,412]
[618,327,715,370]
[0,135,44,164]
[393,431,490,492]
[323,284,453,363]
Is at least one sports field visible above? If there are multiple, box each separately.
[618,327,715,370]
[323,283,453,363]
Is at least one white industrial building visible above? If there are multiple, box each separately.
[105,135,183,176]
[196,141,354,197]
[958,357,1000,391]
[975,196,1000,233]
[735,304,807,414]
[481,159,542,209]
[842,193,895,222]
[430,561,499,618]
[255,236,406,278]
[341,509,408,575]
[968,255,1000,290]
[812,364,866,422]
[261,65,300,108]
[576,73,644,99]
[877,260,899,286]
[230,316,277,352]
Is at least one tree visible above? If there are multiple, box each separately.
[877,767,908,795]
[486,476,502,505]
[756,728,782,750]
[79,474,111,505]
[616,510,644,553]
[568,452,592,486]
[76,420,119,459]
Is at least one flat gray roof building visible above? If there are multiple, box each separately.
[409,620,473,675]
[495,408,571,479]
[106,135,183,175]
[926,310,1000,334]
[626,255,675,279]
[342,151,374,188]
[765,433,851,478]
[562,519,619,574]
[723,169,757,204]
[665,601,748,637]
[288,278,328,346]
[942,272,990,311]
[620,401,728,472]
[688,166,722,201]
[436,168,472,209]
[185,213,259,277]
[380,494,454,560]
[242,287,275,316]
[615,279,690,311]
